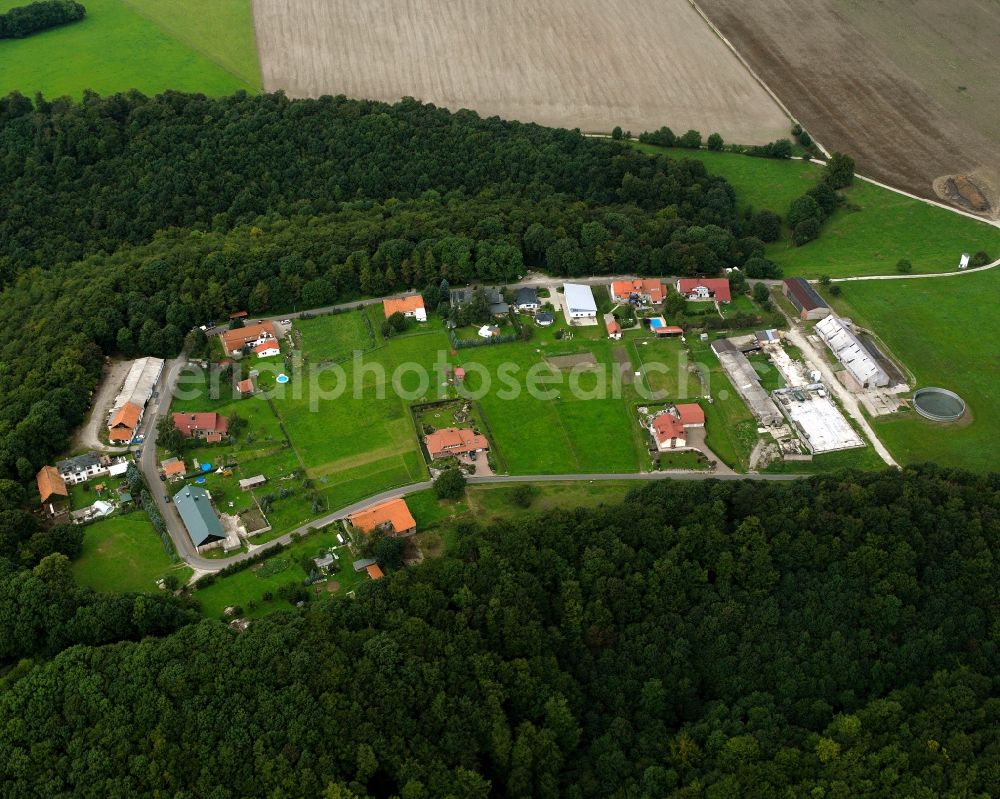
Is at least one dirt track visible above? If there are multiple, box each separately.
[252,0,789,143]
[695,0,1000,216]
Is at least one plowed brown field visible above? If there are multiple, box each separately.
[252,0,789,144]
[696,0,1000,216]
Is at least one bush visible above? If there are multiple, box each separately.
[787,195,821,229]
[638,126,676,147]
[969,250,991,267]
[806,182,839,219]
[829,285,842,296]
[434,467,467,500]
[743,257,782,279]
[611,126,623,141]
[896,259,913,274]
[749,209,781,243]
[793,218,821,246]
[678,130,702,149]
[824,152,855,189]
[751,283,771,304]
[707,132,724,151]
[509,484,536,508]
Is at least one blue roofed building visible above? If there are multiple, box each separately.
[173,484,225,550]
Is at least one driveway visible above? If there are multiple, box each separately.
[777,317,898,467]
[72,358,131,454]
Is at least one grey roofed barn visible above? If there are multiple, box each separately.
[173,484,225,547]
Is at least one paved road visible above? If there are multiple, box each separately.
[190,469,806,573]
[136,357,211,568]
[828,255,1000,282]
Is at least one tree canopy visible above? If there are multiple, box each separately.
[0,466,998,797]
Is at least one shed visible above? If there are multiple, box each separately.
[173,485,225,548]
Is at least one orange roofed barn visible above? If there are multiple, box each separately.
[611,279,667,304]
[348,497,416,537]
[36,466,68,515]
[108,401,142,443]
[383,294,427,322]
[424,427,489,461]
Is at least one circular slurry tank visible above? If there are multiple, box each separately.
[913,387,966,422]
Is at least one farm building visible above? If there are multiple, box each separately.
[563,283,597,321]
[611,279,666,304]
[711,338,783,426]
[514,287,540,312]
[108,402,142,443]
[676,278,731,303]
[173,484,226,549]
[424,427,489,460]
[348,498,416,537]
[110,357,164,417]
[383,294,427,322]
[352,557,377,572]
[605,315,622,340]
[238,475,267,491]
[773,387,865,454]
[172,412,229,440]
[815,315,890,388]
[220,322,277,357]
[783,278,831,320]
[36,466,68,516]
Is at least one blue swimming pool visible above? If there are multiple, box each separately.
[276,374,289,384]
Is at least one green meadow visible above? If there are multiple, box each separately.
[71,512,192,593]
[823,270,999,472]
[629,143,1000,278]
[0,0,260,99]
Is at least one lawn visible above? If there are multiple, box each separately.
[296,311,374,363]
[627,334,700,400]
[822,270,1000,472]
[465,334,648,474]
[627,142,1000,278]
[0,0,260,99]
[72,512,192,593]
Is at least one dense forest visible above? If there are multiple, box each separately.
[0,0,84,39]
[0,91,772,480]
[0,467,998,797]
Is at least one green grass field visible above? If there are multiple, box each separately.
[0,0,260,99]
[296,311,374,363]
[823,270,999,472]
[72,512,192,593]
[628,143,1000,278]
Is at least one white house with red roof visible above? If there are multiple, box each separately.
[676,278,731,303]
[648,403,706,450]
[254,339,280,358]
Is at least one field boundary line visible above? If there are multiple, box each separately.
[121,0,259,90]
[683,0,828,157]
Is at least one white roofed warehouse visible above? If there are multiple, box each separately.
[815,315,890,389]
[562,283,597,324]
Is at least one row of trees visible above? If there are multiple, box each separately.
[0,466,997,796]
[0,0,83,38]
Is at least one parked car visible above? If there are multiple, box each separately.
[469,451,477,461]
[164,494,171,503]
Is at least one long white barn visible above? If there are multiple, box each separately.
[815,316,889,389]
